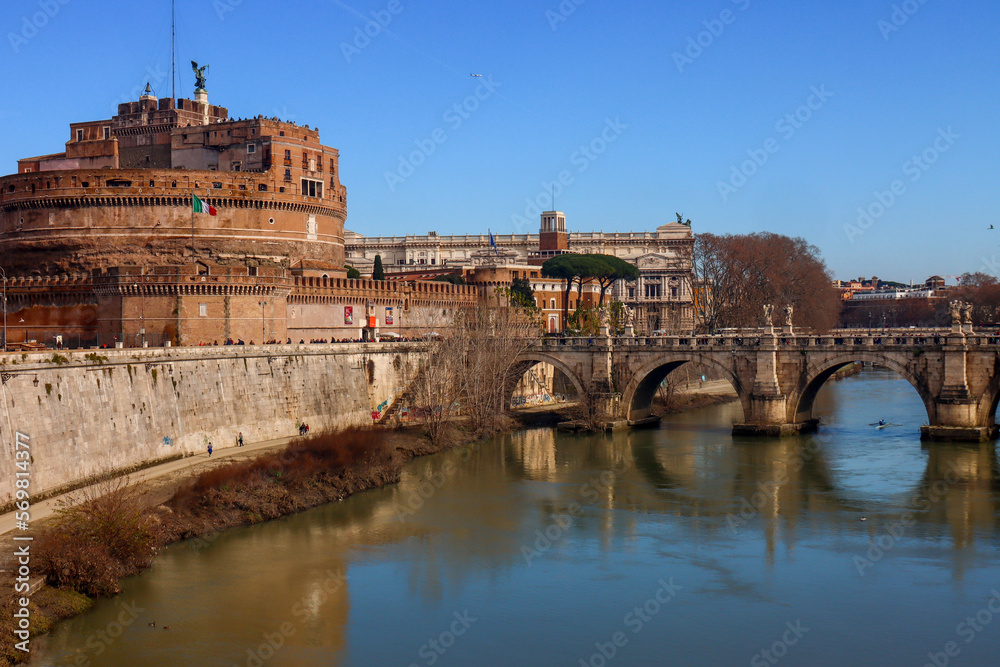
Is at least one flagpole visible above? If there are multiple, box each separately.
[191,193,195,268]
[171,0,176,106]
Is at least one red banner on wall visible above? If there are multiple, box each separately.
[344,306,353,324]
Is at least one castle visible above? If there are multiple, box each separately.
[0,81,475,347]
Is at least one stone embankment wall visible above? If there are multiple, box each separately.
[0,343,428,507]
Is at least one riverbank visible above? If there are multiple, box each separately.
[0,426,461,666]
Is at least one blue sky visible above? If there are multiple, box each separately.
[2,0,998,283]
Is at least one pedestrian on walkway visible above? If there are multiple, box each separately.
[208,442,213,457]
[238,432,244,447]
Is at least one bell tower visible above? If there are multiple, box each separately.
[539,211,568,253]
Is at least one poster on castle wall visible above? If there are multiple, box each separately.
[385,307,393,325]
[344,306,353,324]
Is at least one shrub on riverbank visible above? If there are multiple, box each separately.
[34,476,164,597]
[167,428,390,527]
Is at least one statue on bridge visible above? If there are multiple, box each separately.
[597,306,611,334]
[961,302,973,325]
[949,300,963,329]
[784,304,794,329]
[763,303,774,328]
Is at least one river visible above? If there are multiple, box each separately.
[32,368,1000,666]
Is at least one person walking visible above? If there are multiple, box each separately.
[237,432,244,447]
[207,442,213,457]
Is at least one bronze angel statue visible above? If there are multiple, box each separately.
[191,61,209,90]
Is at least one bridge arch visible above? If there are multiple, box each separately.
[506,352,587,410]
[620,353,749,422]
[790,352,933,425]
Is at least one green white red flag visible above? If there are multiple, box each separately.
[192,194,217,216]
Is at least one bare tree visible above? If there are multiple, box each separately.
[411,290,541,441]
[694,232,840,332]
[410,333,466,444]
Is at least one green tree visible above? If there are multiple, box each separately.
[542,254,593,330]
[589,254,639,306]
[345,265,361,279]
[510,276,534,308]
[372,254,385,281]
[432,273,466,285]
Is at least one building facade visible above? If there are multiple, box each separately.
[345,213,695,333]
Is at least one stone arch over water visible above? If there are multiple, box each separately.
[506,353,587,409]
[790,353,933,425]
[620,354,748,421]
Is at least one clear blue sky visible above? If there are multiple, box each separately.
[2,0,998,283]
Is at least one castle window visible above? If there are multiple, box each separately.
[258,184,268,191]
[300,178,323,198]
[279,131,284,136]
[284,169,291,182]
[248,266,258,277]
[103,126,110,140]
[247,144,256,154]
[199,303,207,317]
[171,181,177,188]
[149,180,155,187]
[75,129,83,141]
[671,287,678,298]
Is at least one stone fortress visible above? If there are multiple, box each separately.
[0,77,476,346]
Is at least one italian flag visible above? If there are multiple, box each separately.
[192,193,217,216]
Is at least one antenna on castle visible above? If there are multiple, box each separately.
[171,0,176,105]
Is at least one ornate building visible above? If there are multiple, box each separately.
[345,213,695,333]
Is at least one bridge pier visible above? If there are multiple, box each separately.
[921,333,997,442]
[732,336,816,437]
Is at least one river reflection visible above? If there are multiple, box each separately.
[34,368,1000,666]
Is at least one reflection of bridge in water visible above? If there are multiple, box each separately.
[306,426,1000,593]
[511,328,1000,441]
[503,427,1000,559]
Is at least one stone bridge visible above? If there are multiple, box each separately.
[512,327,1000,441]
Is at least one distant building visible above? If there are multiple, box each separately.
[345,212,695,333]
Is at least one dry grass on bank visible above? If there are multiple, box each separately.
[167,428,389,523]
[34,475,164,598]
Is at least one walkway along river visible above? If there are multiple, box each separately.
[31,368,1000,666]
